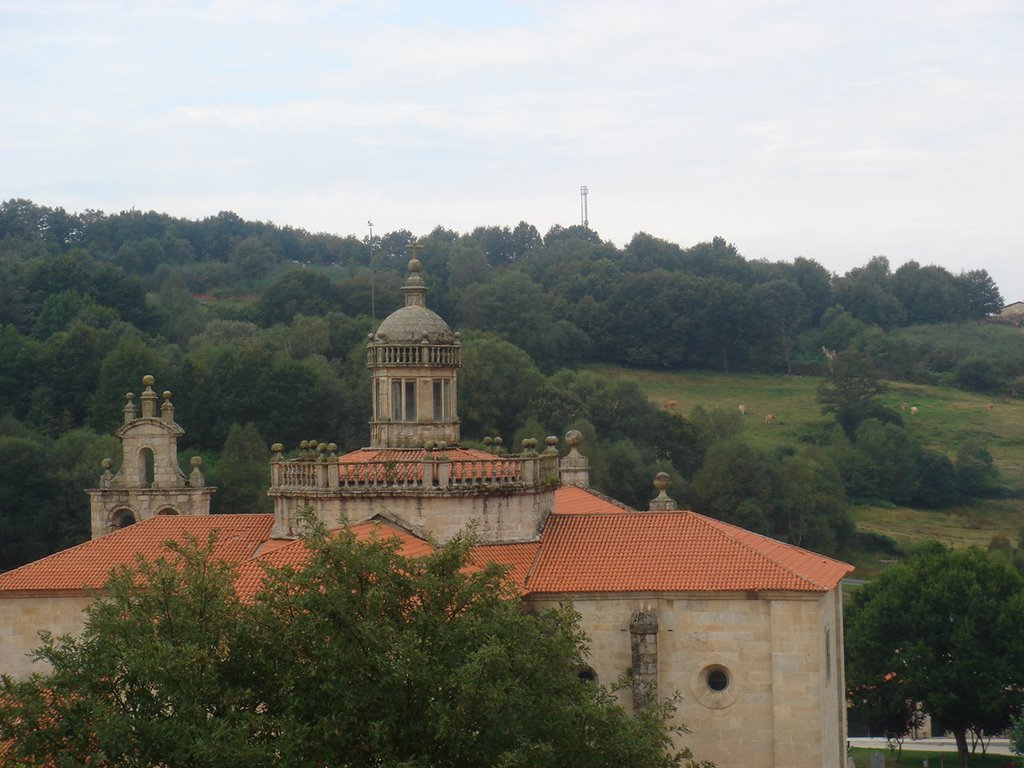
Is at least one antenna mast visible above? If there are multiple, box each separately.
[580,185,589,228]
[367,218,376,322]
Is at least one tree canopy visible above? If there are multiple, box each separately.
[845,543,1024,767]
[0,525,710,768]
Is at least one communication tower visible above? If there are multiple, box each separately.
[580,185,589,228]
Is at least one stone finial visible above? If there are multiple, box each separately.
[521,437,538,456]
[271,443,284,461]
[327,443,338,460]
[189,456,205,487]
[401,242,427,308]
[100,457,114,488]
[649,471,677,511]
[160,390,175,423]
[123,392,138,424]
[559,429,590,488]
[140,374,158,417]
[543,435,559,456]
[493,436,504,454]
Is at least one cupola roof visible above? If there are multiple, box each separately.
[372,253,454,344]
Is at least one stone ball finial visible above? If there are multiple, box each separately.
[437,440,447,449]
[142,374,155,387]
[162,390,172,400]
[101,457,113,470]
[191,456,203,467]
[408,256,422,273]
[546,435,559,447]
[493,436,503,447]
[271,443,284,453]
[299,440,309,450]
[654,471,671,491]
[483,436,493,446]
[565,429,583,448]
[327,443,337,453]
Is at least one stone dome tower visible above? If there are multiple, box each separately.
[366,250,461,448]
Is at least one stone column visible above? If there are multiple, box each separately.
[629,609,658,710]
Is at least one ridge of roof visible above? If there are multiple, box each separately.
[552,484,636,514]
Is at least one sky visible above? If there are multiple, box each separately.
[2,0,1023,299]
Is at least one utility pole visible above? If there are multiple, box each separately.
[580,185,589,228]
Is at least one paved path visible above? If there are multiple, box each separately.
[849,736,1015,757]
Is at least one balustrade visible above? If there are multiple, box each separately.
[273,455,537,492]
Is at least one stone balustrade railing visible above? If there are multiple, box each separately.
[271,453,558,493]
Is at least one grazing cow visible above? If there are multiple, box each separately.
[910,406,919,415]
[662,400,678,410]
[764,414,774,425]
[738,404,747,416]
[986,402,995,410]
[899,402,909,411]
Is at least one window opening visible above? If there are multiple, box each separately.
[706,668,729,693]
[404,380,417,421]
[141,448,155,487]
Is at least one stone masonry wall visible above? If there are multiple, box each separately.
[0,595,92,680]
[527,590,844,768]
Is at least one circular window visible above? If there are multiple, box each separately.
[691,663,739,709]
[706,668,729,692]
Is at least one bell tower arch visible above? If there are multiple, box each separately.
[87,375,214,539]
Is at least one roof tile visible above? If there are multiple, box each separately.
[0,515,273,593]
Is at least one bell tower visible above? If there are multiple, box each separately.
[87,375,214,539]
[366,250,461,448]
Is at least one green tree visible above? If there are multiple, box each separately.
[817,350,895,438]
[845,543,1024,767]
[0,527,708,768]
[956,269,1003,321]
[214,423,272,514]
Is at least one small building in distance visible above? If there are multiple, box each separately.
[0,255,853,768]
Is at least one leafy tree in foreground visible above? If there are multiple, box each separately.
[1,525,709,768]
[845,543,1024,767]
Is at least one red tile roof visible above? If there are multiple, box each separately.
[552,484,634,514]
[234,520,435,600]
[470,542,540,592]
[336,448,521,483]
[520,510,851,594]
[0,515,274,593]
[0,488,851,599]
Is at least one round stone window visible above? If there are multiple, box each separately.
[706,667,729,692]
[691,663,739,709]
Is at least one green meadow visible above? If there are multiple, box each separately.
[587,365,1024,560]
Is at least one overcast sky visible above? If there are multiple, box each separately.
[2,1,1022,298]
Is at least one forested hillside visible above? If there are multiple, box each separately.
[2,198,1022,571]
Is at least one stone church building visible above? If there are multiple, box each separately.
[0,256,852,767]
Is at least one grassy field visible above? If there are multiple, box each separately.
[849,747,1019,767]
[586,365,1024,558]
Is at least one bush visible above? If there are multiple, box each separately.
[953,356,1007,392]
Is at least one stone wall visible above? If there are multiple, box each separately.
[0,595,92,680]
[271,487,555,544]
[527,589,845,768]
